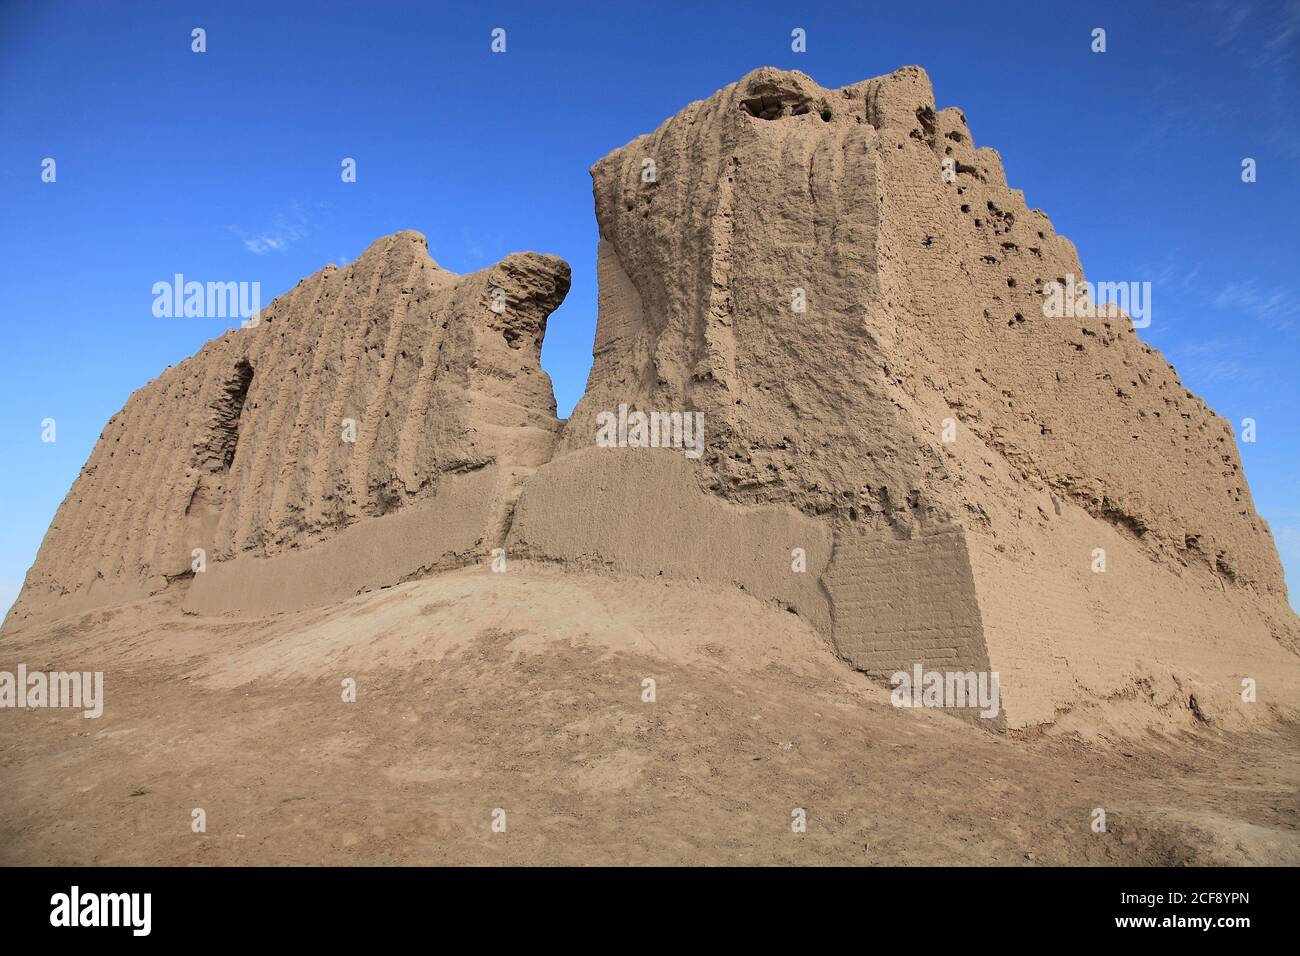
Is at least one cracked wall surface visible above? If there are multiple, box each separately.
[6,66,1297,732]
[537,65,1298,729]
[6,231,570,624]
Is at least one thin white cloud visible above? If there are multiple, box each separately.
[231,203,312,255]
[1198,0,1300,158]
[1164,337,1284,388]
[1175,358,1252,383]
[1214,280,1300,330]
[1132,250,1201,292]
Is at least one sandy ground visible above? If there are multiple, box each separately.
[1,564,1296,866]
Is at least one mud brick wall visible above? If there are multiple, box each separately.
[824,525,991,679]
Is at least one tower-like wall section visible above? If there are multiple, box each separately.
[6,232,570,626]
[548,65,1298,728]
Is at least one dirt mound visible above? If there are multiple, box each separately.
[1,566,1295,865]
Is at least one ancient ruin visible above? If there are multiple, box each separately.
[7,67,1297,732]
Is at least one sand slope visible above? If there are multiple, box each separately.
[1,564,1295,865]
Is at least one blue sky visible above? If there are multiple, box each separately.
[0,0,1297,615]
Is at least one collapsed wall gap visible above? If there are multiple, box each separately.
[214,359,254,471]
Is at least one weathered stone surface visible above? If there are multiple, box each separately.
[540,65,1298,727]
[7,66,1296,731]
[6,231,570,624]
[563,66,1284,589]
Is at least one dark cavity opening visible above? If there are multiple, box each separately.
[213,359,254,471]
